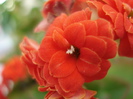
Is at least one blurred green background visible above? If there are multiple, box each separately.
[0,0,133,99]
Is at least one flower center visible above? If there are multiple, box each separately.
[66,45,80,58]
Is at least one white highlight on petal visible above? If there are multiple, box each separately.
[66,45,75,54]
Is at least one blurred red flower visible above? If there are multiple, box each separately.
[34,0,88,32]
[88,0,133,57]
[2,56,27,82]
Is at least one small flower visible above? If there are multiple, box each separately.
[87,0,133,57]
[2,56,27,82]
[38,8,117,97]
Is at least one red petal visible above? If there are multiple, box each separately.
[91,60,111,80]
[39,36,60,62]
[114,13,124,38]
[63,8,92,28]
[119,35,133,57]
[46,26,64,36]
[30,51,45,66]
[52,13,67,29]
[102,0,122,12]
[21,56,36,77]
[58,70,84,92]
[79,48,101,65]
[34,66,46,86]
[84,36,107,57]
[102,5,117,23]
[80,20,98,36]
[96,19,114,39]
[64,23,86,48]
[55,84,75,98]
[77,58,101,77]
[52,30,70,50]
[128,33,133,49]
[20,37,39,53]
[84,89,97,99]
[42,63,58,85]
[87,1,107,19]
[49,51,76,78]
[100,37,117,59]
[69,88,86,99]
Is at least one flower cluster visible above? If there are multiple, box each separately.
[20,0,133,99]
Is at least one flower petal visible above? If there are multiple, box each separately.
[46,26,64,36]
[58,70,84,92]
[49,51,76,78]
[96,18,114,39]
[100,37,117,59]
[84,36,107,57]
[91,60,111,80]
[63,8,92,28]
[80,20,98,36]
[52,30,70,50]
[119,35,133,57]
[114,13,124,38]
[64,23,86,48]
[51,13,67,29]
[39,36,60,62]
[42,63,58,85]
[79,48,101,65]
[102,5,117,23]
[77,58,101,77]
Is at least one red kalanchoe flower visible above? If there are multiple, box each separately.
[2,56,27,82]
[37,8,117,97]
[87,0,133,57]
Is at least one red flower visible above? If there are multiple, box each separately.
[37,8,117,97]
[88,0,133,57]
[2,56,27,82]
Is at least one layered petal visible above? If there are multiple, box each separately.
[39,36,60,62]
[63,8,92,28]
[49,51,76,78]
[96,18,114,39]
[58,70,84,93]
[77,58,101,77]
[64,23,86,48]
[52,30,70,50]
[84,36,107,57]
[79,48,101,65]
[80,20,98,36]
[100,37,117,59]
